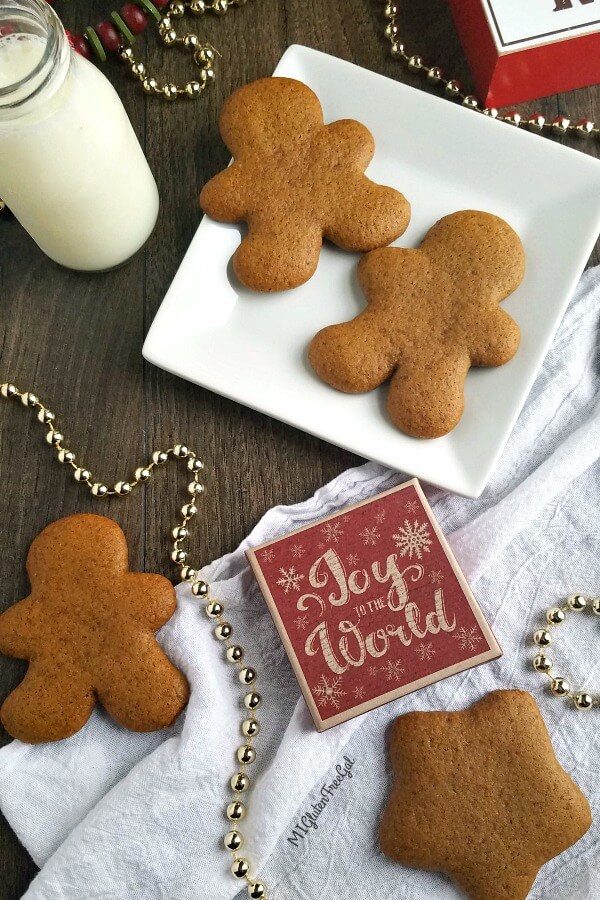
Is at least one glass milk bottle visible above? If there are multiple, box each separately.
[0,0,159,271]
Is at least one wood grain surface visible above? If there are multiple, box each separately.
[0,1,598,895]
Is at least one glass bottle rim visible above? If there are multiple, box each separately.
[0,0,65,108]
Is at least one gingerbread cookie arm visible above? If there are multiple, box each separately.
[388,350,471,438]
[199,164,249,224]
[309,311,397,393]
[117,573,178,630]
[234,218,323,292]
[0,596,39,659]
[469,307,521,367]
[1,660,94,743]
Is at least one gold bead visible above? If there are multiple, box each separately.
[172,548,187,563]
[445,79,462,97]
[231,772,250,793]
[183,33,199,49]
[575,117,595,137]
[199,67,215,84]
[46,430,64,446]
[182,502,197,517]
[170,0,185,15]
[187,457,204,471]
[407,55,423,71]
[1,383,18,398]
[37,407,55,423]
[227,645,244,663]
[224,830,243,851]
[21,391,38,406]
[547,607,565,625]
[114,481,132,495]
[389,41,403,57]
[483,107,499,119]
[190,0,206,12]
[384,22,398,38]
[533,629,551,647]
[212,0,229,13]
[215,622,232,640]
[248,883,265,899]
[504,110,522,126]
[533,653,552,673]
[242,717,260,737]
[180,566,197,581]
[142,77,159,94]
[552,115,570,133]
[91,483,108,497]
[206,601,224,618]
[244,692,261,711]
[172,525,188,540]
[237,745,256,765]
[239,667,256,685]
[152,450,168,464]
[58,449,75,464]
[158,14,172,28]
[567,593,587,611]
[462,95,479,110]
[226,801,246,821]
[162,30,178,46]
[191,580,209,597]
[574,692,593,710]
[527,113,545,131]
[592,597,600,616]
[188,481,204,495]
[130,62,146,79]
[551,677,570,696]
[74,468,91,482]
[232,858,250,879]
[384,2,398,16]
[427,66,443,83]
[173,443,189,457]
[185,81,202,98]
[118,46,134,61]
[135,466,152,481]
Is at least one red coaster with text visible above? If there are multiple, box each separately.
[246,479,501,731]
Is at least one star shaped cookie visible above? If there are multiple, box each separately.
[380,690,591,899]
[199,76,411,292]
[0,514,189,743]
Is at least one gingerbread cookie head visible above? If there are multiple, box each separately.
[380,690,591,900]
[309,210,525,438]
[199,76,411,292]
[0,514,189,743]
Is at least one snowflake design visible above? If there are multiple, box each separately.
[260,548,275,563]
[374,510,387,524]
[392,520,433,560]
[360,526,380,546]
[347,553,360,567]
[414,641,436,661]
[454,626,483,652]
[290,543,306,560]
[294,615,309,630]
[405,499,420,515]
[318,542,325,550]
[313,675,346,710]
[368,666,380,677]
[322,521,344,544]
[276,566,305,594]
[428,570,443,585]
[381,659,405,682]
[353,686,366,701]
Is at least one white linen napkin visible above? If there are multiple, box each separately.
[1,266,599,900]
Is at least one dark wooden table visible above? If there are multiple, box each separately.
[0,1,598,895]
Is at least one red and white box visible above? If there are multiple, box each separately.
[448,0,600,108]
[247,479,501,732]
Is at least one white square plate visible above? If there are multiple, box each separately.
[143,44,600,498]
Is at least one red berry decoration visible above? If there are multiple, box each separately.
[96,19,121,53]
[71,33,92,60]
[121,3,148,34]
[154,0,169,9]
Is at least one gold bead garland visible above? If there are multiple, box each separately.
[381,1,599,142]
[532,594,600,710]
[0,381,268,900]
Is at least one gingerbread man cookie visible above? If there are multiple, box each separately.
[199,76,411,292]
[309,210,526,438]
[380,690,591,900]
[0,514,189,743]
